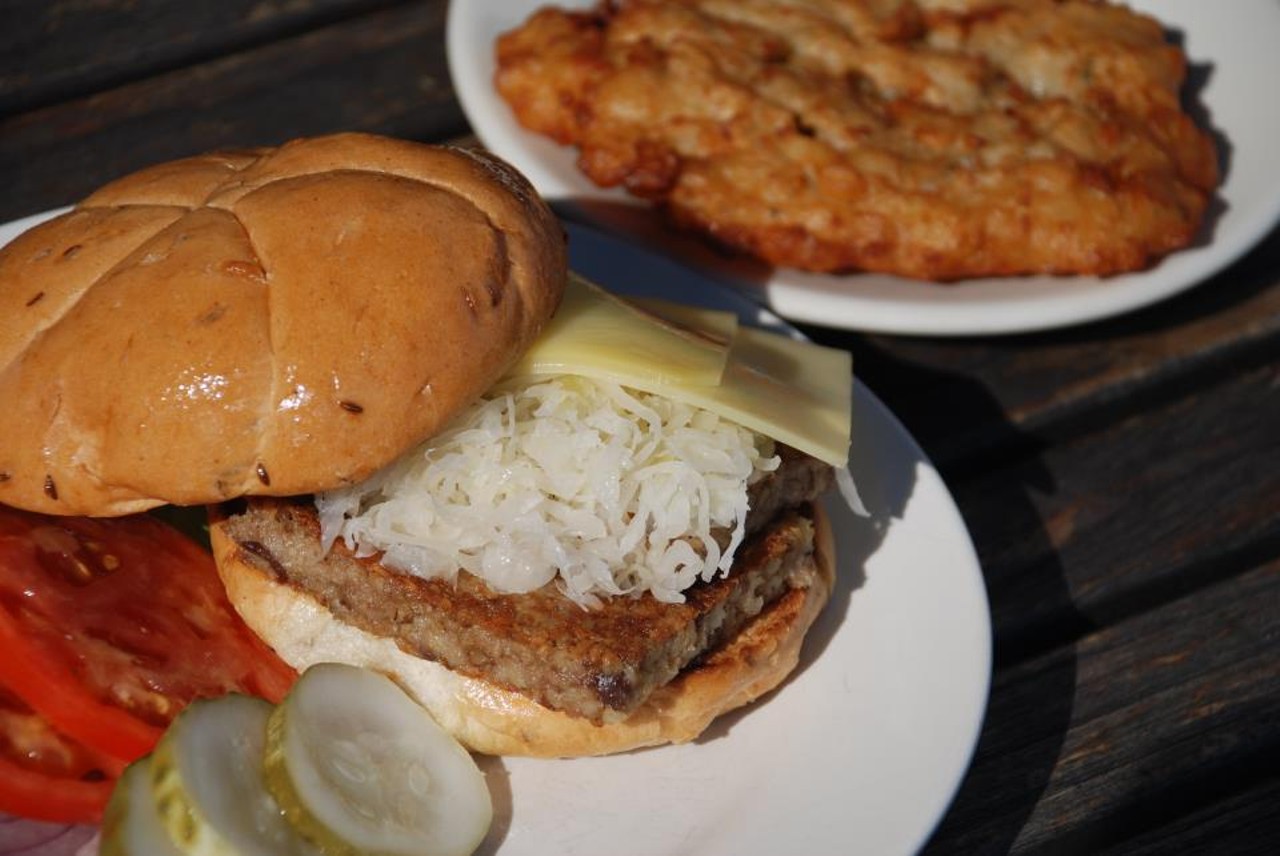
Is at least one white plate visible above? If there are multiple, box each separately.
[1,210,992,855]
[448,0,1280,335]
[479,222,991,856]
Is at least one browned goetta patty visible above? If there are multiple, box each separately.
[495,0,1219,280]
[218,449,833,722]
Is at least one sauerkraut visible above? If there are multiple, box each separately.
[315,376,780,605]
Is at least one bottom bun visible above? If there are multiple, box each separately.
[210,505,835,758]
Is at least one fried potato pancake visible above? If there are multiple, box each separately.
[495,0,1219,280]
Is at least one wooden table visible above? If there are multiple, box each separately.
[3,2,1277,852]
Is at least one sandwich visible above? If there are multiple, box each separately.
[0,132,852,758]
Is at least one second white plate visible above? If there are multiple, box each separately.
[448,0,1280,335]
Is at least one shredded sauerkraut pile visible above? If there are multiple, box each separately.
[316,376,780,605]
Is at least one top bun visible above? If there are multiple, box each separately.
[0,134,567,516]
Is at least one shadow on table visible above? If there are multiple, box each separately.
[833,342,1085,856]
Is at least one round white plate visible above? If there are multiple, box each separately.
[1,211,992,856]
[476,222,993,856]
[448,0,1280,335]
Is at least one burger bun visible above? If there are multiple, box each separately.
[209,504,835,757]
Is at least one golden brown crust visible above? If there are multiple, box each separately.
[0,134,567,515]
[209,504,835,757]
[495,0,1219,280]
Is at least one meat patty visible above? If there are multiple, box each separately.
[219,449,833,722]
[495,0,1219,280]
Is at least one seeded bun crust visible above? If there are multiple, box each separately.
[0,134,566,516]
[209,504,835,758]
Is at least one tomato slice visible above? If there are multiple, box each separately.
[0,506,296,763]
[0,684,119,823]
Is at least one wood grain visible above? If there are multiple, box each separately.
[0,0,413,115]
[1096,778,1280,856]
[954,362,1280,659]
[925,559,1280,854]
[0,0,463,221]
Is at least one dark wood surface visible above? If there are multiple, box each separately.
[3,1,1277,852]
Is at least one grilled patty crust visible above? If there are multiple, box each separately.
[218,448,832,722]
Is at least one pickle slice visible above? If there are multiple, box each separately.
[263,663,492,856]
[99,758,185,856]
[149,694,319,856]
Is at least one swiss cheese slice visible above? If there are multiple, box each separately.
[507,273,731,387]
[507,274,852,466]
[709,326,850,466]
[627,297,740,347]
[637,302,851,466]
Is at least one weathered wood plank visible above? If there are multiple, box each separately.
[804,224,1280,474]
[951,362,1279,658]
[1096,778,1280,856]
[924,559,1280,854]
[0,0,465,222]
[0,0,416,115]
